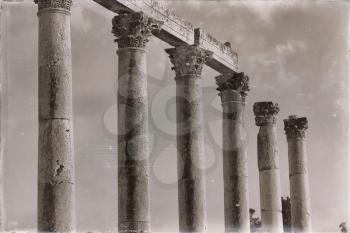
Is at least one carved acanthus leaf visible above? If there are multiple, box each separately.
[112,12,163,48]
[165,45,213,78]
[215,72,250,97]
[253,102,279,126]
[284,115,308,139]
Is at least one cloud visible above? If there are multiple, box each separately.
[275,40,306,55]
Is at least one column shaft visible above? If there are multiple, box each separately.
[112,12,162,233]
[166,45,212,233]
[177,75,206,232]
[254,102,283,233]
[284,116,311,232]
[216,73,250,232]
[117,47,150,232]
[36,1,75,232]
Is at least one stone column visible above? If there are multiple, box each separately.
[112,12,162,233]
[35,0,75,232]
[284,116,311,232]
[165,45,212,233]
[215,72,250,233]
[253,102,283,233]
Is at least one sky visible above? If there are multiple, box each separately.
[2,0,349,232]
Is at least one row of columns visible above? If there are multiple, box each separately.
[32,2,312,233]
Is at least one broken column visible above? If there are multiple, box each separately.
[112,12,162,233]
[215,72,250,232]
[253,102,283,233]
[35,0,75,232]
[165,45,212,233]
[284,116,312,232]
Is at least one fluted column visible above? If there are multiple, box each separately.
[253,102,283,233]
[284,116,311,232]
[112,12,162,233]
[215,72,250,233]
[35,0,75,232]
[165,45,212,233]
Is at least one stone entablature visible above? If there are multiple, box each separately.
[165,45,212,78]
[215,72,250,97]
[254,101,279,126]
[284,115,308,139]
[112,12,163,49]
[34,0,72,11]
[94,0,238,73]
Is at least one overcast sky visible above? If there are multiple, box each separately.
[2,0,349,232]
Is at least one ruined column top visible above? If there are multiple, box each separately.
[253,101,279,126]
[284,115,308,139]
[34,0,72,11]
[165,45,213,79]
[215,72,249,97]
[112,12,163,49]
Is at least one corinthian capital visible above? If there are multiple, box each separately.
[165,45,213,78]
[284,115,308,139]
[112,12,163,49]
[215,72,250,97]
[34,0,72,11]
[253,101,279,126]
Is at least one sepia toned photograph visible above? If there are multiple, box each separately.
[0,0,349,232]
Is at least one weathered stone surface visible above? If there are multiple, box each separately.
[215,72,250,233]
[117,48,150,233]
[112,12,162,49]
[38,119,75,232]
[254,102,283,233]
[38,10,72,120]
[166,45,211,233]
[114,12,160,233]
[95,0,238,73]
[36,3,75,232]
[284,116,312,233]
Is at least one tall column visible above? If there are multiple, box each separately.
[35,0,75,232]
[112,12,162,233]
[284,116,311,232]
[215,72,250,233]
[253,102,283,233]
[165,45,212,233]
